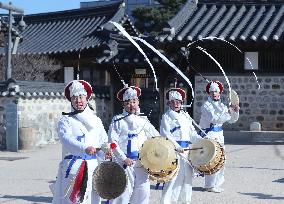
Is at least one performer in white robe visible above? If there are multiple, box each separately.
[199,81,240,193]
[108,86,159,204]
[52,80,110,204]
[160,88,202,204]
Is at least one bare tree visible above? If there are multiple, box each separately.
[0,54,61,81]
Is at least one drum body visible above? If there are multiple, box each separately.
[139,136,178,183]
[92,161,127,200]
[189,139,225,175]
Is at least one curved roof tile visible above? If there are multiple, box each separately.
[262,5,284,40]
[12,1,131,55]
[162,0,284,42]
[0,80,110,99]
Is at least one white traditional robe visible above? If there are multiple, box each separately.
[108,110,159,204]
[199,96,239,189]
[160,109,202,204]
[52,106,108,204]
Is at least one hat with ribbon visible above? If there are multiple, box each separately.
[117,86,141,101]
[166,88,186,101]
[206,81,224,94]
[64,80,93,101]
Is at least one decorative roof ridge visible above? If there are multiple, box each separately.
[0,90,110,99]
[100,2,126,31]
[0,90,64,98]
[22,0,123,23]
[0,79,110,99]
[97,2,140,36]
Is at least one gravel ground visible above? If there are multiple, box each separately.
[0,143,284,204]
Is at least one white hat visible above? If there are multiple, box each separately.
[168,91,182,101]
[206,81,224,94]
[64,80,93,101]
[209,82,221,93]
[69,80,87,97]
[123,88,138,101]
[166,88,186,101]
[117,86,141,101]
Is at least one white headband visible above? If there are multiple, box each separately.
[69,80,87,97]
[123,88,138,101]
[209,82,220,93]
[169,91,182,101]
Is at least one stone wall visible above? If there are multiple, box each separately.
[194,75,284,131]
[0,96,111,150]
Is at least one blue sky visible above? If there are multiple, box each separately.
[0,0,96,15]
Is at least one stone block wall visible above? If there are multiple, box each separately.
[0,96,111,150]
[194,75,284,131]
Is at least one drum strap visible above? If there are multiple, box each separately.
[155,182,165,190]
[176,140,191,148]
[198,124,223,138]
[126,134,139,159]
[113,113,130,123]
[170,126,181,133]
[76,134,85,142]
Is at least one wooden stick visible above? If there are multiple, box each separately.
[183,147,203,151]
[175,147,203,151]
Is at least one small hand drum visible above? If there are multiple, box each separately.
[229,89,239,106]
[189,139,225,175]
[139,136,178,183]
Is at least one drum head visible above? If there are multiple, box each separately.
[139,136,177,172]
[230,89,239,106]
[93,161,127,200]
[189,139,217,166]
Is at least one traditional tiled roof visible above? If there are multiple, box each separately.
[159,0,284,42]
[0,79,110,99]
[0,79,65,98]
[1,1,138,55]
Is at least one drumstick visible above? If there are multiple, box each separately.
[175,147,203,151]
[176,152,204,175]
[96,143,117,152]
[184,147,203,151]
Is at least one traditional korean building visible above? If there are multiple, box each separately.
[156,0,284,131]
[0,1,141,150]
[94,0,284,131]
[80,0,284,132]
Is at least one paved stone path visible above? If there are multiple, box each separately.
[0,143,284,203]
